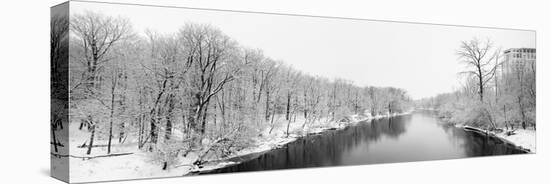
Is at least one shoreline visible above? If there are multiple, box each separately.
[190,111,414,174]
[66,111,413,182]
[194,109,535,175]
[417,109,535,153]
[459,124,535,153]
[195,109,535,175]
[66,110,533,182]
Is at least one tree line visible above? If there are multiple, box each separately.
[416,38,535,131]
[52,11,412,167]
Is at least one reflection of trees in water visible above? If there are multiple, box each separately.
[439,124,467,149]
[209,116,411,173]
[381,116,410,138]
[459,131,525,157]
[438,124,525,157]
[208,114,524,174]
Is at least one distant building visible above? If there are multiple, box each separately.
[501,48,536,74]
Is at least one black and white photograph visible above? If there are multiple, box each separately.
[40,0,543,183]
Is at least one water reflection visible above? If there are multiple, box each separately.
[204,112,526,174]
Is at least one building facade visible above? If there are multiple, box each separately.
[501,48,536,74]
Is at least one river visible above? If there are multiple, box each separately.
[202,111,526,174]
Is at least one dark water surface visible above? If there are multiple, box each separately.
[203,111,526,174]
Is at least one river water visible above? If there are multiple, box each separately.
[203,111,526,174]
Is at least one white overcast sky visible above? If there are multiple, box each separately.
[71,1,535,100]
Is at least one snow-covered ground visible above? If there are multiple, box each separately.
[63,111,411,182]
[61,109,533,183]
[459,125,536,153]
[194,111,412,173]
[66,123,195,182]
[494,128,536,153]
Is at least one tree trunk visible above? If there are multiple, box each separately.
[478,67,484,102]
[119,121,125,143]
[265,90,270,121]
[201,101,210,134]
[303,92,308,120]
[286,92,291,120]
[87,124,96,155]
[286,118,292,137]
[165,96,174,141]
[56,116,63,130]
[51,125,58,153]
[107,70,119,154]
[286,97,293,137]
[150,115,158,145]
[165,117,172,141]
[107,114,114,154]
[269,108,276,134]
[86,65,96,89]
[213,101,217,131]
[188,93,202,133]
[138,115,144,149]
[79,119,85,130]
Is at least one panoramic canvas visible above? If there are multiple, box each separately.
[51,1,536,183]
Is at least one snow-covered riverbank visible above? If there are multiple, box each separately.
[64,111,412,182]
[421,108,536,153]
[458,125,535,153]
[192,111,413,173]
[494,128,536,153]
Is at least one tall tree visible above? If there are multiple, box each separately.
[143,31,188,145]
[456,38,499,102]
[71,11,132,89]
[180,23,239,134]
